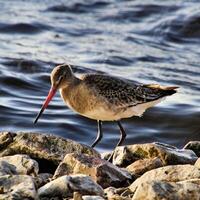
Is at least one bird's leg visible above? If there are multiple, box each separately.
[107,120,127,162]
[91,120,103,148]
[116,120,127,147]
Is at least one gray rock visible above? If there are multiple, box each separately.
[0,154,39,176]
[132,180,200,200]
[126,157,163,177]
[53,153,132,188]
[112,142,197,167]
[38,174,104,199]
[184,141,200,157]
[0,175,36,199]
[0,132,100,167]
[129,164,200,193]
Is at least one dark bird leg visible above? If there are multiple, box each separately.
[116,121,127,147]
[91,120,103,148]
[107,120,127,162]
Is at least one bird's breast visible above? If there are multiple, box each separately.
[59,86,120,121]
[60,85,100,115]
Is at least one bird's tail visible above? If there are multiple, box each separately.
[144,84,179,95]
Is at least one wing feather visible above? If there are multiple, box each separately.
[82,74,177,108]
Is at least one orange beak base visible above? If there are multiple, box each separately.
[34,87,57,124]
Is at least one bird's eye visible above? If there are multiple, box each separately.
[57,76,64,84]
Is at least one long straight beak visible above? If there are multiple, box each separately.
[34,87,57,124]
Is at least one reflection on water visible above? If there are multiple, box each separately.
[0,0,200,151]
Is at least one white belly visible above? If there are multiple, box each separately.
[83,98,165,121]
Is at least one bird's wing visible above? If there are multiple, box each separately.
[82,74,178,108]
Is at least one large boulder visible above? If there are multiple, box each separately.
[129,164,200,193]
[0,175,36,199]
[38,174,104,199]
[112,142,197,167]
[53,153,132,188]
[0,154,39,176]
[132,180,200,200]
[0,132,100,173]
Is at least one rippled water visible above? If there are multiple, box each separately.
[0,0,200,152]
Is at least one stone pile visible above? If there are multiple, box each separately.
[0,131,200,200]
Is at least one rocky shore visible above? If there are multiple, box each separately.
[0,131,200,200]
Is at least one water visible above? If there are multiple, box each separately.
[0,0,200,152]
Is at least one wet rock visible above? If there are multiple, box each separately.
[38,174,104,199]
[112,142,197,167]
[0,154,39,176]
[184,141,200,157]
[132,180,200,200]
[0,132,16,150]
[0,132,100,173]
[129,164,200,193]
[33,173,52,188]
[126,157,163,177]
[0,175,36,199]
[53,153,132,188]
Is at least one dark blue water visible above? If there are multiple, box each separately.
[0,0,200,152]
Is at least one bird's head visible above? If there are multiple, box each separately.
[51,64,73,89]
[34,64,73,124]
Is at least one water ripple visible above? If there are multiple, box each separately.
[47,1,109,13]
[0,0,199,151]
[0,22,52,34]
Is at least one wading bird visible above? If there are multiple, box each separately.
[34,64,178,161]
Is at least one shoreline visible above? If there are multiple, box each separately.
[0,131,200,199]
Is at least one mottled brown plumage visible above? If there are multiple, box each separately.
[81,74,177,108]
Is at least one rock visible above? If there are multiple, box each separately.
[126,157,163,177]
[129,164,200,193]
[82,195,105,200]
[184,141,200,157]
[132,180,200,200]
[104,187,132,200]
[0,175,36,199]
[73,192,83,200]
[101,151,111,160]
[33,173,52,188]
[0,132,16,150]
[178,178,200,185]
[0,154,39,176]
[0,132,100,173]
[38,174,104,199]
[112,142,197,167]
[53,153,132,188]
[195,158,200,169]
